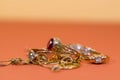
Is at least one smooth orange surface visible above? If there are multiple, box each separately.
[0,21,120,80]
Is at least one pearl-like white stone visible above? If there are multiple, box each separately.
[95,57,102,63]
[69,44,82,52]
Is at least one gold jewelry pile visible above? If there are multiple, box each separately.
[0,38,109,71]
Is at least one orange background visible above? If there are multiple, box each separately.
[0,22,120,80]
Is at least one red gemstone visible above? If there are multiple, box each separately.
[47,38,54,50]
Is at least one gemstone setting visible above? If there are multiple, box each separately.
[47,38,54,50]
[80,47,91,56]
[47,38,61,50]
[69,44,91,56]
[95,57,102,63]
[69,44,82,52]
[28,52,36,61]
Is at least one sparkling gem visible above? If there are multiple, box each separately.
[47,38,54,50]
[29,52,36,61]
[95,57,102,63]
[80,47,91,55]
[47,38,61,50]
[69,44,91,55]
